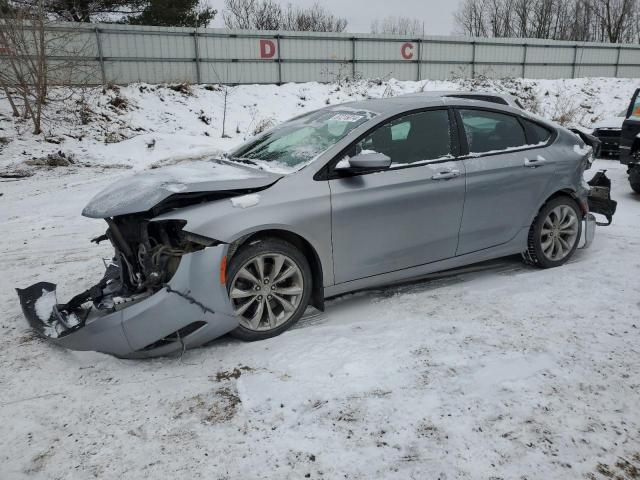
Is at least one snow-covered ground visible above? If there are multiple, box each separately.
[1,78,640,479]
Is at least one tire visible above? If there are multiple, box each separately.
[522,196,583,269]
[630,165,640,194]
[226,237,312,341]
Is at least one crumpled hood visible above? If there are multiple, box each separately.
[82,159,282,218]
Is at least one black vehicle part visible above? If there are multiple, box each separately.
[570,128,602,158]
[587,170,617,225]
[16,260,126,338]
[629,164,640,193]
[16,282,89,338]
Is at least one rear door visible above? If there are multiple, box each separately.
[455,107,556,255]
[328,108,466,284]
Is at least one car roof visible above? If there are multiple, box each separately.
[408,90,520,106]
[333,94,522,117]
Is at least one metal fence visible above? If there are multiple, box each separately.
[6,22,640,85]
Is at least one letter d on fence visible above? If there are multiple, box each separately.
[401,42,414,60]
[260,39,276,59]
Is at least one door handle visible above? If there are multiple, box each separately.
[524,157,546,168]
[431,169,461,180]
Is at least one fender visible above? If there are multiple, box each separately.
[153,174,335,287]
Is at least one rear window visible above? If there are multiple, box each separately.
[459,109,527,153]
[522,119,552,144]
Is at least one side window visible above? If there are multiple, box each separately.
[522,119,552,145]
[355,109,452,166]
[459,109,527,154]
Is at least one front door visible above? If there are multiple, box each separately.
[329,109,467,284]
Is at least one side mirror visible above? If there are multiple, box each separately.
[336,152,391,172]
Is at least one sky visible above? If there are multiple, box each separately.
[210,0,461,36]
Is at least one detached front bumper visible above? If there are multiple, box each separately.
[17,245,239,359]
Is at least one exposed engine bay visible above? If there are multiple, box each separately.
[100,217,214,299]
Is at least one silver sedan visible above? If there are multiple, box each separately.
[17,95,610,358]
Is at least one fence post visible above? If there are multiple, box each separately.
[193,29,201,84]
[615,45,622,77]
[522,43,527,78]
[572,44,578,78]
[471,41,476,78]
[94,26,106,85]
[351,37,357,79]
[416,38,422,81]
[276,34,283,85]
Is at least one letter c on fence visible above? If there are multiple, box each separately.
[401,42,414,60]
[260,39,276,59]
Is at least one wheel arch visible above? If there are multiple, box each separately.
[229,228,325,312]
[537,188,586,219]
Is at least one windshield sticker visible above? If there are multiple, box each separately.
[330,113,365,123]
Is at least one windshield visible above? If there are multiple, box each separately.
[229,109,377,172]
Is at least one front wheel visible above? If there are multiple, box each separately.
[522,196,582,269]
[226,238,312,341]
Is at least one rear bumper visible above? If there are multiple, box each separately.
[17,245,239,359]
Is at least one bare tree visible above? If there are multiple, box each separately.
[282,2,346,32]
[454,0,489,36]
[453,0,640,42]
[0,1,98,134]
[224,0,347,32]
[592,0,636,42]
[370,16,423,36]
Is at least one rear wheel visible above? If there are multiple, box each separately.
[522,196,582,269]
[227,238,312,341]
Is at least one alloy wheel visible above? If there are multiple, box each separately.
[540,205,579,261]
[229,253,305,331]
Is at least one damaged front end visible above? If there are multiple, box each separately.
[16,159,284,357]
[17,216,238,358]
